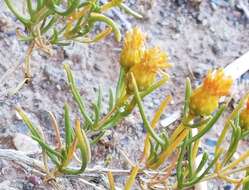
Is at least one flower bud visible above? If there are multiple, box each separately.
[126,47,170,92]
[120,27,145,70]
[190,88,219,116]
[190,69,233,116]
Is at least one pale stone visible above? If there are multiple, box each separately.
[13,133,41,155]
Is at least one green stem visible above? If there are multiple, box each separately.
[32,135,63,160]
[4,0,30,26]
[183,78,192,119]
[120,3,143,19]
[64,64,93,126]
[243,170,249,190]
[90,131,105,145]
[187,132,193,178]
[41,15,58,34]
[60,121,91,175]
[115,67,125,101]
[37,0,45,10]
[131,73,164,146]
[33,6,51,24]
[191,152,208,180]
[48,0,80,16]
[27,0,35,17]
[64,104,74,150]
[177,138,187,189]
[124,75,169,115]
[223,120,241,165]
[89,13,121,42]
[185,104,226,145]
[215,93,249,156]
[184,152,221,188]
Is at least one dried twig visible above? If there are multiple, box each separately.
[78,178,103,190]
[49,112,62,150]
[118,148,136,167]
[0,149,168,176]
[0,149,45,172]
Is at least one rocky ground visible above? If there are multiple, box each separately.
[0,0,249,189]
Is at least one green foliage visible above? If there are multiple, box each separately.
[12,25,249,190]
[5,0,142,78]
[5,0,141,45]
[16,106,91,176]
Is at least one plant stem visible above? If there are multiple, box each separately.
[89,13,121,42]
[124,165,140,190]
[222,150,249,173]
[94,94,128,130]
[131,73,165,146]
[215,93,249,157]
[198,163,249,184]
[108,171,116,190]
[148,128,190,169]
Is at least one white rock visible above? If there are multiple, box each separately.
[13,133,41,155]
[0,180,18,190]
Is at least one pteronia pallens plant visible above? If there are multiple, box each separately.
[16,28,249,190]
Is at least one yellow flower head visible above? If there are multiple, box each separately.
[126,47,170,92]
[190,69,233,116]
[240,99,249,130]
[202,69,233,96]
[120,27,145,70]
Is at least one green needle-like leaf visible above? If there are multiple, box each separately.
[64,64,93,126]
[31,135,63,160]
[191,152,208,180]
[89,13,121,42]
[124,75,169,115]
[177,138,187,189]
[115,67,125,101]
[223,119,241,165]
[41,16,58,34]
[97,86,102,113]
[90,131,105,145]
[120,3,143,19]
[108,88,115,111]
[64,103,74,150]
[27,0,35,17]
[37,0,45,10]
[183,78,192,119]
[101,112,122,130]
[184,152,221,188]
[60,119,91,175]
[187,132,193,178]
[47,0,80,16]
[4,0,30,26]
[186,104,226,145]
[131,72,165,146]
[93,103,100,127]
[16,107,42,140]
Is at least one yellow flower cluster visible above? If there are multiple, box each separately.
[190,69,233,116]
[120,28,170,92]
[240,99,249,130]
[120,27,145,70]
